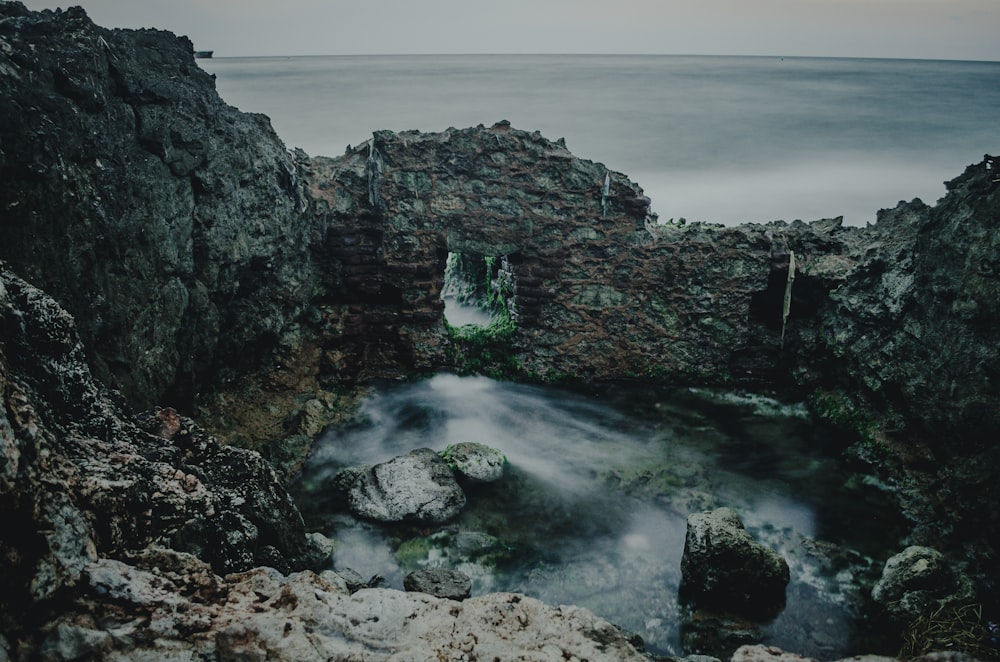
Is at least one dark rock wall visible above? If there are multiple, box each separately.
[0,3,315,410]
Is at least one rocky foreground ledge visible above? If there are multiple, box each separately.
[2,3,999,660]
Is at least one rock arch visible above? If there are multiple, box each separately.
[306,122,791,384]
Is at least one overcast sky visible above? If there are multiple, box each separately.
[18,0,1000,61]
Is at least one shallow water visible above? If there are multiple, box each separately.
[293,374,907,657]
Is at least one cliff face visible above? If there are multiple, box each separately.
[0,2,315,411]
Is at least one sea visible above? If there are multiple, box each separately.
[199,54,1000,226]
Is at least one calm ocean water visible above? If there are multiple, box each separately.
[200,54,999,225]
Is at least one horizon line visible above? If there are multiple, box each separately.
[198,52,1000,64]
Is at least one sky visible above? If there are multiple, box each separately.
[15,0,1000,61]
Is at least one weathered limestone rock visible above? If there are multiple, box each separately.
[404,568,473,600]
[25,563,647,661]
[346,448,467,523]
[871,546,976,624]
[680,507,790,614]
[441,441,507,482]
[0,265,324,636]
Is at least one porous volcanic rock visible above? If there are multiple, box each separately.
[25,566,646,661]
[442,441,507,482]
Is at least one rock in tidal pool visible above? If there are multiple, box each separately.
[404,568,473,601]
[345,449,466,523]
[441,442,507,482]
[679,507,790,615]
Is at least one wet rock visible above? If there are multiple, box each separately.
[441,442,506,482]
[871,546,976,624]
[731,645,818,662]
[681,611,765,660]
[679,507,790,615]
[346,449,467,523]
[404,568,473,601]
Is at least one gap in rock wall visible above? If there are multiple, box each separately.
[441,251,519,331]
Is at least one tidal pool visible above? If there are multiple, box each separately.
[292,374,907,657]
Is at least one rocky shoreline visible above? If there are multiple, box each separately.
[2,3,998,660]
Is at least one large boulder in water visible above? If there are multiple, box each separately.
[871,545,976,623]
[346,449,466,523]
[679,507,790,615]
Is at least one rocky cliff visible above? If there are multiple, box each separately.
[2,2,999,659]
[0,2,315,413]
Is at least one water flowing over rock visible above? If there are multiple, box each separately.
[346,448,467,523]
[680,507,791,614]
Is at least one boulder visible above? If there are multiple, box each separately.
[404,568,472,601]
[346,449,466,523]
[679,507,790,614]
[441,442,506,482]
[871,546,976,623]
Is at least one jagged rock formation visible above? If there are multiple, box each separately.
[2,2,999,659]
[0,266,330,630]
[0,2,315,413]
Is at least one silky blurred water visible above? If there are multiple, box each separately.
[293,375,907,657]
[200,54,999,226]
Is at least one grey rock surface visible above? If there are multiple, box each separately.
[680,507,790,614]
[28,560,647,661]
[404,568,473,601]
[442,441,507,482]
[347,448,467,523]
[0,265,322,629]
[871,545,976,623]
[0,2,315,411]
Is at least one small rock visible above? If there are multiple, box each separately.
[334,568,367,593]
[404,568,473,601]
[871,546,975,623]
[441,442,506,482]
